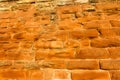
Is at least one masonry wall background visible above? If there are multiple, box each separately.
[0,0,120,80]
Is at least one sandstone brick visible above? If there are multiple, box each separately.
[20,41,33,49]
[81,4,95,11]
[91,37,120,48]
[13,61,39,70]
[71,70,110,80]
[35,49,51,60]
[43,69,54,80]
[83,20,100,29]
[57,5,81,14]
[0,11,14,19]
[54,70,70,79]
[0,33,11,41]
[0,70,26,80]
[57,19,80,30]
[100,60,120,70]
[5,50,34,60]
[39,32,56,41]
[96,2,118,10]
[108,47,120,58]
[39,60,67,69]
[0,0,7,2]
[74,0,89,3]
[58,13,74,20]
[0,50,7,60]
[0,27,9,34]
[109,70,120,80]
[12,61,28,69]
[13,32,39,41]
[99,20,111,28]
[103,14,120,20]
[0,42,19,50]
[17,0,35,4]
[49,48,75,59]
[70,29,99,39]
[67,59,99,69]
[55,30,69,41]
[80,39,90,47]
[0,61,12,69]
[35,40,50,49]
[55,0,73,6]
[99,28,116,37]
[35,40,63,49]
[50,41,63,49]
[76,48,109,59]
[29,70,44,80]
[77,16,100,23]
[110,20,120,27]
[64,39,80,48]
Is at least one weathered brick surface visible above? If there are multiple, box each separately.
[100,60,120,70]
[67,59,99,69]
[76,48,110,59]
[71,70,110,80]
[109,70,120,80]
[0,0,120,80]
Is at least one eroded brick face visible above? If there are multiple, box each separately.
[0,0,120,80]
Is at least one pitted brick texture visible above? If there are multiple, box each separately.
[0,0,120,80]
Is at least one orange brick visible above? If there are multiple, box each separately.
[0,61,12,69]
[58,13,74,20]
[109,70,120,80]
[108,47,120,59]
[35,40,63,49]
[39,59,67,69]
[54,70,70,79]
[80,39,90,47]
[57,19,80,30]
[0,11,15,19]
[49,48,75,59]
[57,5,81,14]
[4,50,34,60]
[70,29,99,39]
[67,59,99,69]
[29,70,44,80]
[0,42,19,50]
[35,40,50,49]
[71,70,110,80]
[99,28,116,37]
[96,2,118,10]
[50,41,63,49]
[13,61,38,70]
[0,27,9,34]
[35,49,51,60]
[100,60,120,70]
[76,48,109,59]
[0,50,6,60]
[0,33,11,41]
[83,20,100,29]
[91,37,120,48]
[99,20,111,28]
[0,70,26,80]
[110,20,120,27]
[55,30,69,41]
[64,39,80,48]
[20,41,33,49]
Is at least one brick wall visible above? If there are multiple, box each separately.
[0,0,120,80]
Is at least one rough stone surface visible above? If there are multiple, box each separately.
[0,0,120,80]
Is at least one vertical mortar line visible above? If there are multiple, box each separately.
[105,47,111,59]
[68,69,72,80]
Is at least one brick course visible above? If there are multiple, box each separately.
[0,0,120,80]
